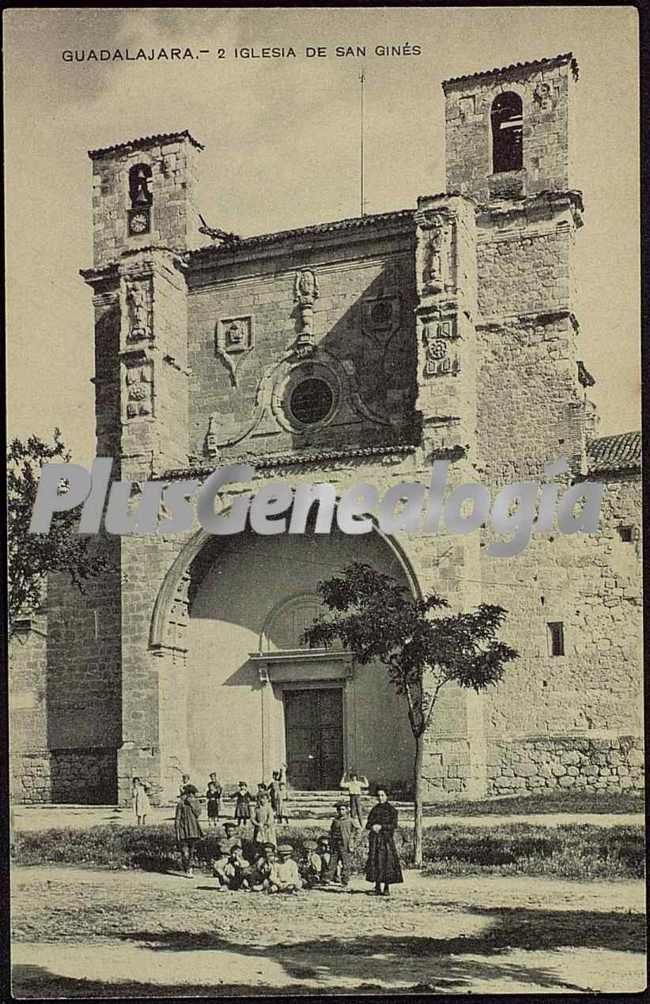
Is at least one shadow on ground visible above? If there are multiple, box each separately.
[12,907,645,997]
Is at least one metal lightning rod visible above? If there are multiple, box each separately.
[359,68,365,217]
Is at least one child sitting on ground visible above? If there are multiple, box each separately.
[316,835,332,881]
[250,842,276,891]
[211,840,235,890]
[268,843,302,894]
[229,843,252,890]
[299,839,322,888]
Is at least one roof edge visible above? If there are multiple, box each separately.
[89,129,203,160]
[442,52,578,91]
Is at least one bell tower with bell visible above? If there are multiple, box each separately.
[83,131,204,479]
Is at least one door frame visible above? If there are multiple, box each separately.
[277,680,348,790]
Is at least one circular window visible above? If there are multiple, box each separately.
[289,377,334,425]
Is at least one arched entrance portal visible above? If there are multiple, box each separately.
[154,525,416,796]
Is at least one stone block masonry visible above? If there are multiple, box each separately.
[488,736,644,795]
[9,54,643,805]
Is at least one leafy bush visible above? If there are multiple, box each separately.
[13,821,645,880]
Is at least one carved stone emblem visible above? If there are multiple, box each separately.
[125,359,154,418]
[126,280,151,340]
[361,296,400,344]
[459,94,476,120]
[422,318,459,377]
[215,316,254,385]
[293,269,320,354]
[533,82,552,110]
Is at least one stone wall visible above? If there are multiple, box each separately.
[186,236,417,462]
[488,735,644,795]
[49,748,118,804]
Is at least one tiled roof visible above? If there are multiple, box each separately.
[588,432,641,475]
[89,130,203,159]
[188,209,415,260]
[442,52,578,90]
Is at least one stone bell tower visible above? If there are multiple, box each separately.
[83,131,203,480]
[442,53,587,480]
[80,133,204,803]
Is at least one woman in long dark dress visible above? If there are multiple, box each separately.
[365,787,403,896]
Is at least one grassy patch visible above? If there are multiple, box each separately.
[13,820,645,880]
[419,824,646,880]
[422,790,644,816]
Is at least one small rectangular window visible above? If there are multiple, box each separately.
[617,526,634,543]
[547,622,565,657]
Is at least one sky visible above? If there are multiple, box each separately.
[4,7,640,464]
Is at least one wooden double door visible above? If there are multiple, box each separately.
[284,687,343,790]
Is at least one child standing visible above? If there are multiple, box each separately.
[325,801,356,890]
[174,785,203,878]
[220,820,239,854]
[340,768,369,827]
[132,777,151,826]
[233,781,253,827]
[206,775,223,828]
[253,791,276,848]
[270,766,289,824]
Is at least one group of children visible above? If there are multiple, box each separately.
[208,805,355,894]
[203,769,289,830]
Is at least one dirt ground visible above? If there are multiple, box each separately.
[11,864,646,997]
[12,803,645,833]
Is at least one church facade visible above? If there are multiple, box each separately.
[10,52,643,805]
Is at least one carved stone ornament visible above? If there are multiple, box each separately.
[294,269,319,307]
[215,316,254,386]
[126,279,151,340]
[459,94,476,120]
[533,81,553,111]
[125,359,154,418]
[205,414,221,460]
[422,220,450,294]
[293,269,320,353]
[361,295,400,345]
[422,318,460,377]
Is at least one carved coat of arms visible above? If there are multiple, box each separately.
[215,316,254,385]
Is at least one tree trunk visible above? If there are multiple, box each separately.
[413,733,425,868]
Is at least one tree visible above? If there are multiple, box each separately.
[302,561,518,867]
[7,430,111,637]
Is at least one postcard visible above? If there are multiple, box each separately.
[6,7,644,998]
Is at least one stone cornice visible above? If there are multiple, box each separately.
[81,245,187,285]
[157,443,420,480]
[476,190,584,228]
